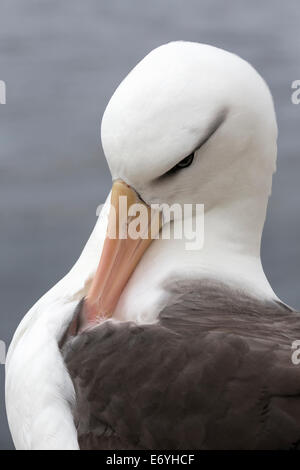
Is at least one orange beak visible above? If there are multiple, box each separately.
[81,180,161,329]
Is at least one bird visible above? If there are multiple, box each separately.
[5,41,300,450]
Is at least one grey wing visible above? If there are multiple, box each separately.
[61,280,300,450]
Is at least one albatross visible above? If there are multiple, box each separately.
[5,41,300,450]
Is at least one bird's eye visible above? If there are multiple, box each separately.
[161,152,195,178]
[175,153,194,169]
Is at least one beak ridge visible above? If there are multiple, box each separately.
[81,179,161,329]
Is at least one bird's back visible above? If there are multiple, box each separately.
[61,280,300,450]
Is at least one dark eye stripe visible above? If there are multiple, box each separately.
[158,108,228,180]
[175,153,194,169]
[161,152,194,177]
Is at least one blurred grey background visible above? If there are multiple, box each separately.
[0,0,299,449]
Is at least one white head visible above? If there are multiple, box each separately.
[101,41,277,214]
[99,41,279,321]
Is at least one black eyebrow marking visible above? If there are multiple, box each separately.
[158,107,228,179]
[194,107,228,151]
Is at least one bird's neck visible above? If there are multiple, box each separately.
[58,169,277,324]
[113,179,277,323]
